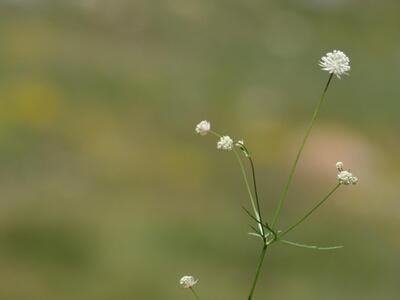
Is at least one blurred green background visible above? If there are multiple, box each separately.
[0,0,399,299]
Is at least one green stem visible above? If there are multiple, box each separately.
[241,144,269,240]
[210,131,264,237]
[279,183,341,238]
[233,150,263,234]
[246,154,278,240]
[209,130,221,138]
[271,73,334,228]
[248,156,265,230]
[190,287,200,300]
[248,245,268,300]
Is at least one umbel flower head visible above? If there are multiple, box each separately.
[319,50,350,78]
[195,120,211,136]
[336,161,358,185]
[179,275,198,288]
[217,135,234,151]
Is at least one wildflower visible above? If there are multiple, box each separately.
[336,162,358,185]
[217,136,234,151]
[319,50,350,78]
[180,275,198,288]
[195,120,211,136]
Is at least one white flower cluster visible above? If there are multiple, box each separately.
[319,50,350,78]
[195,120,211,136]
[195,120,245,152]
[217,135,234,151]
[336,161,358,185]
[179,275,198,288]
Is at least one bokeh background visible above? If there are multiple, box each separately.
[0,0,399,299]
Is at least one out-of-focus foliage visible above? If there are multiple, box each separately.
[0,0,399,299]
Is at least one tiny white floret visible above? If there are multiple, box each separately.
[217,136,234,151]
[180,275,198,288]
[319,50,350,78]
[336,161,344,171]
[195,120,211,136]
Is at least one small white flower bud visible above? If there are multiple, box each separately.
[195,120,211,136]
[217,136,234,151]
[235,140,244,147]
[179,275,198,288]
[235,139,250,157]
[336,161,344,171]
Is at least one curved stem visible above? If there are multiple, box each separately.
[248,156,265,230]
[271,74,334,228]
[233,149,262,235]
[190,287,200,300]
[248,245,268,300]
[246,154,278,240]
[242,145,269,240]
[210,131,264,237]
[279,183,341,238]
[279,239,343,250]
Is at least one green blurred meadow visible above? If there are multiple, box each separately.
[0,0,399,299]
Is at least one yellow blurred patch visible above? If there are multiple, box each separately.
[1,80,64,129]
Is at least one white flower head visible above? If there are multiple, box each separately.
[179,275,198,288]
[336,162,358,185]
[195,120,211,136]
[319,50,350,78]
[217,135,234,151]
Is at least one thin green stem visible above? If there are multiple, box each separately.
[241,144,269,240]
[209,130,221,138]
[248,156,264,229]
[279,183,341,238]
[279,239,343,250]
[210,131,263,236]
[248,245,268,300]
[190,287,200,300]
[271,73,334,228]
[233,149,262,235]
[247,153,277,240]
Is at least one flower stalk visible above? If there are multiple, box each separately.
[271,73,334,228]
[279,183,341,238]
[248,245,268,300]
[233,149,264,238]
[190,287,200,300]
